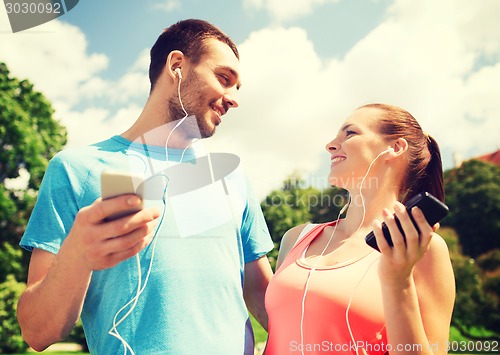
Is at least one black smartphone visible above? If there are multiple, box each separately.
[365,192,449,252]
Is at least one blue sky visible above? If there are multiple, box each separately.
[1,0,499,198]
[59,0,390,79]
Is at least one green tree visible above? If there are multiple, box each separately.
[0,62,67,250]
[443,159,500,339]
[443,160,500,258]
[0,61,67,277]
[261,176,316,269]
[0,275,28,353]
[440,227,499,341]
[310,186,348,224]
[0,62,67,351]
[261,175,317,245]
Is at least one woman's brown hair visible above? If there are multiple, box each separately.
[359,103,445,204]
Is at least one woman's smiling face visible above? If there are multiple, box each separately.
[325,107,391,190]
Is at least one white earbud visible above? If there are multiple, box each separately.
[174,68,182,79]
[383,147,394,154]
[339,202,349,215]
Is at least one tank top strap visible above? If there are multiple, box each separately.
[292,223,319,248]
[283,221,337,264]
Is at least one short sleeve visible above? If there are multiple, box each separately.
[239,177,274,263]
[20,152,91,254]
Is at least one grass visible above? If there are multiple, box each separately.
[250,313,268,344]
[5,317,266,355]
[5,325,496,354]
[448,326,499,354]
[6,318,267,355]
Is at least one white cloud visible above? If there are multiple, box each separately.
[58,107,111,147]
[0,15,108,107]
[0,11,150,149]
[56,103,143,148]
[205,26,340,198]
[363,0,500,156]
[151,0,182,12]
[208,0,500,198]
[244,0,339,23]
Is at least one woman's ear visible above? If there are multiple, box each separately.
[165,50,184,80]
[392,138,408,156]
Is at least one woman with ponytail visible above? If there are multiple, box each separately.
[265,103,455,354]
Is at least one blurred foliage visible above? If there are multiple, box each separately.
[0,242,23,284]
[0,62,67,352]
[0,275,28,353]
[0,61,67,255]
[68,320,89,352]
[441,227,499,339]
[443,159,500,258]
[442,160,500,339]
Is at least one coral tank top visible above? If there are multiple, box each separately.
[265,222,389,355]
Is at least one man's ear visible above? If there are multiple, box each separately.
[166,50,185,80]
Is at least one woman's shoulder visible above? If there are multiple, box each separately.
[424,232,452,261]
[414,232,454,285]
[282,223,324,248]
[276,223,318,270]
[282,223,310,244]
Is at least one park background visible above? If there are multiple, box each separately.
[1,0,499,353]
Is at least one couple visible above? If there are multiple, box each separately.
[18,19,455,354]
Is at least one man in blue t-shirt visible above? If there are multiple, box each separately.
[17,19,274,354]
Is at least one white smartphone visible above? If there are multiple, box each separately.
[101,170,145,221]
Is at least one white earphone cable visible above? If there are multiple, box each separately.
[108,74,189,353]
[299,147,390,355]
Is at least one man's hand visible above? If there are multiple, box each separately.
[66,194,161,271]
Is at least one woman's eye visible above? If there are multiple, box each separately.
[346,130,356,137]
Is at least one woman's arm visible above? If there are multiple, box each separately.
[373,203,455,354]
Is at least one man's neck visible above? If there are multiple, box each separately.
[120,90,195,148]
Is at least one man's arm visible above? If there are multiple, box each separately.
[17,195,159,351]
[18,247,91,351]
[243,255,273,331]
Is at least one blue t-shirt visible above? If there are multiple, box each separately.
[20,136,273,354]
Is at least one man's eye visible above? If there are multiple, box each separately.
[218,74,230,86]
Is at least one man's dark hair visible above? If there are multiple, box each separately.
[149,19,239,91]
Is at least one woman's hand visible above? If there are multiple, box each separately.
[372,201,439,286]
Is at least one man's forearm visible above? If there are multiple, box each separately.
[17,244,92,351]
[243,256,273,331]
[245,289,269,331]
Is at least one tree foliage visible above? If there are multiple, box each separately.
[0,62,67,351]
[0,275,28,353]
[441,227,499,340]
[0,62,67,248]
[443,159,500,258]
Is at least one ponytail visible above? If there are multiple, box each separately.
[403,135,444,203]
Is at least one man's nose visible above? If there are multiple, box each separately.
[224,89,239,109]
